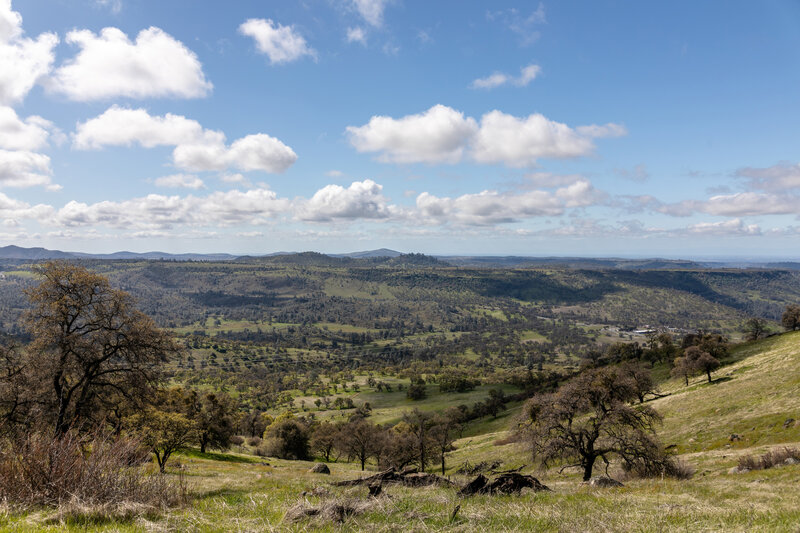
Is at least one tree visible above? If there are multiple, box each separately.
[338,419,381,470]
[191,391,237,453]
[23,262,179,436]
[129,408,197,473]
[782,304,800,331]
[403,408,434,471]
[684,346,720,383]
[310,421,340,462]
[430,413,459,475]
[522,367,662,481]
[742,317,769,341]
[406,382,427,400]
[0,342,34,436]
[262,417,310,460]
[670,355,692,386]
[618,362,656,403]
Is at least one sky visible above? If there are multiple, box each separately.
[1,0,800,258]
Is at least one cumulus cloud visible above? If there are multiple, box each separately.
[297,179,393,221]
[0,0,58,104]
[470,64,541,89]
[736,162,800,192]
[50,26,211,100]
[347,105,624,167]
[239,18,316,65]
[687,218,761,236]
[0,149,53,188]
[0,106,60,151]
[415,179,602,226]
[346,26,367,45]
[0,190,53,221]
[55,188,291,230]
[471,111,626,167]
[347,105,478,164]
[74,106,297,173]
[153,174,204,189]
[351,0,391,27]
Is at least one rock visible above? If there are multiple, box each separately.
[402,472,450,487]
[368,480,382,497]
[728,466,749,474]
[783,418,795,429]
[587,476,624,488]
[728,434,742,442]
[459,474,489,496]
[459,473,550,496]
[309,463,330,474]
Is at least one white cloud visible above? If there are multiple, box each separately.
[0,190,53,220]
[239,18,316,65]
[154,174,204,190]
[687,218,761,236]
[470,63,541,89]
[347,105,625,167]
[700,193,800,217]
[94,0,122,13]
[50,26,211,101]
[352,0,391,27]
[472,111,626,167]
[0,149,53,188]
[736,162,800,191]
[297,179,393,221]
[470,73,509,90]
[346,104,478,164]
[0,106,58,150]
[0,0,58,104]
[55,188,291,230]
[74,106,212,149]
[74,106,297,173]
[346,26,367,45]
[415,179,602,226]
[488,4,546,46]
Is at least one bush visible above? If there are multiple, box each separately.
[621,454,695,480]
[247,436,262,447]
[738,447,800,471]
[0,431,186,509]
[230,435,245,446]
[406,382,427,401]
[261,419,310,460]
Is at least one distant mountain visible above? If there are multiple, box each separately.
[0,245,77,260]
[332,248,403,259]
[0,245,235,262]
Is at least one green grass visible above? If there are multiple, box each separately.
[5,333,800,531]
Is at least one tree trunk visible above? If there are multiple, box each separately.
[582,458,594,481]
[706,370,712,383]
[200,433,208,453]
[441,454,445,475]
[684,375,688,386]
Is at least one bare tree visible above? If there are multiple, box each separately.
[23,261,180,436]
[522,367,662,481]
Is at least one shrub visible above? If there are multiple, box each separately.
[738,447,800,471]
[246,436,262,447]
[230,435,245,446]
[261,419,310,460]
[0,431,186,509]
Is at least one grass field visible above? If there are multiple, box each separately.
[4,333,800,531]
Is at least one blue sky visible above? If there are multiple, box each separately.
[2,0,800,258]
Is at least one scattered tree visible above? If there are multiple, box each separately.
[782,304,800,331]
[522,367,663,481]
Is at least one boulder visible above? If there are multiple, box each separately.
[587,476,624,488]
[783,418,795,429]
[309,463,330,474]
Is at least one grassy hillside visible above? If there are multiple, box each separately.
[5,333,800,531]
